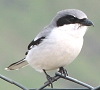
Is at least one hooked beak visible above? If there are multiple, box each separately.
[80,18,94,26]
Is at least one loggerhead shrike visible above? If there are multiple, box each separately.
[5,9,93,87]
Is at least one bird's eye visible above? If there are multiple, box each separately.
[69,16,76,20]
[68,16,76,23]
[65,15,76,22]
[56,15,77,26]
[70,17,75,20]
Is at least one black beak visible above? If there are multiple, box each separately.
[80,18,94,26]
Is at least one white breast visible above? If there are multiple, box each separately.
[26,24,87,72]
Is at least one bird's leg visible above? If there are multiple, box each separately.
[58,67,68,76]
[43,69,54,88]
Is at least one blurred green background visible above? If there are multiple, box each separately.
[0,0,100,90]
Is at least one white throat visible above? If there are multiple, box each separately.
[55,24,87,38]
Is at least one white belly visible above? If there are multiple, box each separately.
[26,34,83,72]
[26,25,85,72]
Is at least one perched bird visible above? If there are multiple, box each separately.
[5,9,93,87]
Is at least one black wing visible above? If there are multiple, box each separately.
[25,37,45,55]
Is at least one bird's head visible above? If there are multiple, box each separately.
[50,9,94,37]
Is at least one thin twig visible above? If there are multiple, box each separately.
[0,74,28,90]
[55,72,94,90]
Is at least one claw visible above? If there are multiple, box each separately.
[43,69,54,88]
[58,67,68,76]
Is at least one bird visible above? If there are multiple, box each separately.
[5,9,93,88]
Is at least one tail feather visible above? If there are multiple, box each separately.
[5,58,28,70]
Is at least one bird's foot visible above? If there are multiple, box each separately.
[44,75,55,88]
[43,69,54,88]
[58,67,68,77]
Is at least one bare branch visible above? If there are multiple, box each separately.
[1,72,98,90]
[55,72,94,89]
[0,74,28,90]
[37,72,94,90]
